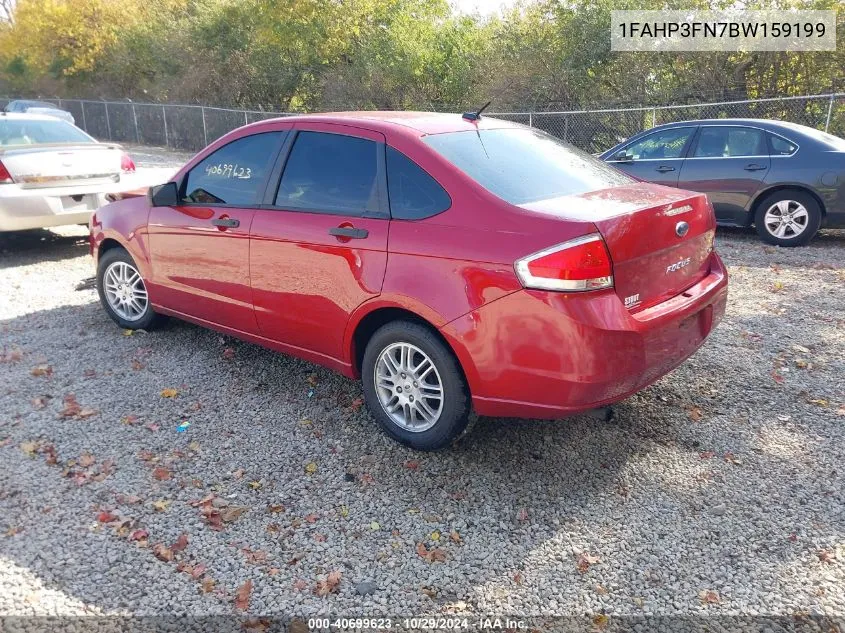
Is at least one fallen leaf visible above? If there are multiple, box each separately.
[699,451,715,459]
[152,466,171,481]
[576,552,600,573]
[516,507,528,522]
[304,462,317,475]
[430,529,440,541]
[31,396,49,409]
[313,533,327,542]
[267,567,279,576]
[421,586,437,599]
[59,394,81,418]
[97,510,119,523]
[234,579,252,610]
[416,542,447,563]
[77,407,98,419]
[152,543,174,562]
[687,406,703,422]
[79,453,96,468]
[248,480,262,490]
[349,397,364,411]
[771,370,785,384]
[818,549,837,564]
[513,572,523,584]
[596,584,609,595]
[243,548,268,564]
[30,364,53,377]
[222,347,235,360]
[220,506,248,523]
[293,579,308,590]
[171,533,189,552]
[20,441,39,456]
[201,577,216,593]
[131,359,145,371]
[152,499,171,512]
[123,329,134,336]
[232,468,245,479]
[771,281,785,293]
[0,348,23,363]
[593,614,609,629]
[130,529,149,541]
[121,415,140,425]
[450,530,462,543]
[405,460,420,470]
[808,398,829,407]
[287,552,305,566]
[723,452,742,465]
[314,571,342,596]
[699,589,721,604]
[160,388,179,398]
[304,513,319,524]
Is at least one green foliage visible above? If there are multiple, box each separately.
[0,0,842,110]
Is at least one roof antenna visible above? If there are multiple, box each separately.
[462,100,492,121]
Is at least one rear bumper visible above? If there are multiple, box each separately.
[441,253,728,419]
[0,188,107,231]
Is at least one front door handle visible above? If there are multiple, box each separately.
[329,226,368,239]
[744,163,767,171]
[655,165,676,173]
[211,217,240,228]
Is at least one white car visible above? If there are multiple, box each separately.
[0,113,174,232]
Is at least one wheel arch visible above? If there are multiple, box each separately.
[345,302,471,395]
[749,184,827,223]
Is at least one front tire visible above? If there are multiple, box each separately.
[96,247,163,330]
[754,190,822,247]
[361,321,471,451]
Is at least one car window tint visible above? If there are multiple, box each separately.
[424,128,632,205]
[769,134,797,156]
[183,132,282,205]
[276,131,379,215]
[386,146,450,219]
[0,119,92,146]
[623,128,693,160]
[694,127,766,158]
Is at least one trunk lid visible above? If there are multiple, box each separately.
[0,144,122,189]
[520,183,716,311]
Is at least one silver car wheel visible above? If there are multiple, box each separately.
[763,200,809,240]
[103,261,148,322]
[374,342,444,432]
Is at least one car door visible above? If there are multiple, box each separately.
[678,125,771,225]
[249,124,389,364]
[147,131,286,333]
[605,126,697,187]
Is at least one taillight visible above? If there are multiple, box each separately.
[0,160,13,184]
[121,153,136,173]
[515,233,613,292]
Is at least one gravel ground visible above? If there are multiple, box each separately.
[0,200,843,621]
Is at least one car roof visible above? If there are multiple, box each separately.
[650,118,814,133]
[257,111,522,136]
[0,111,72,122]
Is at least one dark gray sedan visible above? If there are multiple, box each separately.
[600,119,845,246]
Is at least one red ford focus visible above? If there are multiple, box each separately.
[89,112,728,450]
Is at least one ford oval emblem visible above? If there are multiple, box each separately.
[675,221,690,238]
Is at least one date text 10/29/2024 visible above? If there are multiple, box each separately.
[306,617,528,630]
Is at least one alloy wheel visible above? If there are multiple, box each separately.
[374,342,444,432]
[103,261,149,322]
[763,200,809,240]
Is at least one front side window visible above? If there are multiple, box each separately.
[694,126,766,158]
[622,127,694,160]
[276,131,380,215]
[423,128,632,206]
[183,131,283,205]
[386,146,451,219]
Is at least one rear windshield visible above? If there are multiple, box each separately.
[423,127,633,204]
[0,118,93,147]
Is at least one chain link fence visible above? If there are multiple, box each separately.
[2,94,843,154]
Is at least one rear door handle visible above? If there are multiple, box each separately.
[744,164,767,171]
[655,165,676,173]
[329,227,368,239]
[211,217,240,228]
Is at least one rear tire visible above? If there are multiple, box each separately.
[361,321,471,451]
[96,247,164,330]
[754,190,821,247]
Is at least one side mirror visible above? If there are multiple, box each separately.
[150,181,179,207]
[614,150,634,163]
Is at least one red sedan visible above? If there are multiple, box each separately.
[89,111,728,451]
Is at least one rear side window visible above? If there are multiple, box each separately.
[694,126,766,157]
[183,132,283,205]
[386,146,450,219]
[424,128,632,205]
[769,134,798,156]
[276,131,380,216]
